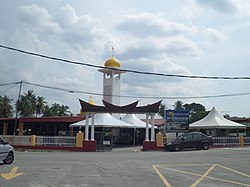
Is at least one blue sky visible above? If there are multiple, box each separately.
[1,0,250,117]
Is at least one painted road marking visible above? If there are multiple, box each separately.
[152,165,172,187]
[190,164,217,187]
[0,167,24,180]
[153,164,250,187]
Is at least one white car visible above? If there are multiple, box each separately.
[0,137,14,164]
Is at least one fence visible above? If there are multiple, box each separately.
[1,135,250,148]
[1,135,76,147]
[213,137,240,147]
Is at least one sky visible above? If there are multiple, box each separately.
[1,0,250,117]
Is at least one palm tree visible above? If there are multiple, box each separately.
[36,96,47,116]
[42,105,51,117]
[42,103,72,117]
[174,100,184,110]
[58,105,71,116]
[0,96,13,118]
[16,90,37,117]
[158,104,166,118]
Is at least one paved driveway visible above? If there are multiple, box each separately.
[0,147,250,187]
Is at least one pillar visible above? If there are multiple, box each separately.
[145,113,149,141]
[19,122,24,136]
[151,113,155,141]
[143,113,157,151]
[91,113,95,141]
[70,127,73,136]
[3,122,8,135]
[85,113,89,140]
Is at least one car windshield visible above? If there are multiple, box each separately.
[177,135,185,140]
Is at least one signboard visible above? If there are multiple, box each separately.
[165,110,189,132]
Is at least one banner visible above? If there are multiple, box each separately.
[165,110,189,132]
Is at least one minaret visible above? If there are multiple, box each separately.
[98,55,125,106]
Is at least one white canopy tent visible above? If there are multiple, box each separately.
[70,113,134,128]
[190,107,246,130]
[121,114,156,129]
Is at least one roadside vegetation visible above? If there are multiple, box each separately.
[0,90,72,118]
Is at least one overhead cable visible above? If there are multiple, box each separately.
[2,80,248,100]
[1,44,250,80]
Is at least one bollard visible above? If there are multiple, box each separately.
[239,135,244,147]
[76,132,84,147]
[31,135,36,146]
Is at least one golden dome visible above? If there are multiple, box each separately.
[80,96,96,114]
[104,56,120,68]
[88,97,96,106]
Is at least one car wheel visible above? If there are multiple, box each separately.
[202,143,209,150]
[173,145,181,152]
[3,152,14,164]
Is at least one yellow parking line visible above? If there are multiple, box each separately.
[157,165,201,177]
[217,164,250,178]
[190,164,217,187]
[154,164,250,187]
[152,165,172,187]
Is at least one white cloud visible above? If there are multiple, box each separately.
[52,4,108,50]
[18,4,62,34]
[196,0,239,14]
[203,28,228,43]
[117,35,203,60]
[1,1,250,116]
[117,12,198,37]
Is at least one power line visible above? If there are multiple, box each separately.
[1,80,249,100]
[1,44,250,80]
[0,81,21,87]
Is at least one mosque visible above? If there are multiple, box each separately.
[73,54,162,151]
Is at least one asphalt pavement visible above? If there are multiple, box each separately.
[0,146,250,187]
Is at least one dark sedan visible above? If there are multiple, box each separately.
[165,132,214,152]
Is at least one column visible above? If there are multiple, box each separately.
[3,122,8,135]
[151,113,155,141]
[91,113,95,141]
[145,113,149,141]
[19,122,24,136]
[85,113,89,140]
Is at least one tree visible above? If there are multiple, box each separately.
[42,103,71,117]
[189,111,209,123]
[183,102,208,123]
[183,102,205,115]
[174,100,184,110]
[58,105,71,116]
[42,105,51,117]
[36,96,47,116]
[0,95,13,118]
[158,104,166,118]
[16,90,37,117]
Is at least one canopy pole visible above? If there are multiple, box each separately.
[91,113,95,140]
[133,128,136,146]
[151,113,155,141]
[85,113,89,140]
[145,113,149,141]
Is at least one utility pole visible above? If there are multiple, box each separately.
[13,81,22,144]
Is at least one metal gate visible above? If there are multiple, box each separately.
[95,128,113,151]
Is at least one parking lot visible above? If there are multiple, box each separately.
[1,147,250,187]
